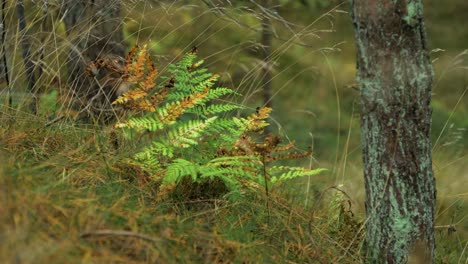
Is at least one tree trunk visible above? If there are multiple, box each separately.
[260,0,273,110]
[16,0,37,114]
[0,0,10,107]
[350,1,436,263]
[61,0,125,121]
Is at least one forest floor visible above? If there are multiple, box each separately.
[0,108,465,263]
[0,1,467,262]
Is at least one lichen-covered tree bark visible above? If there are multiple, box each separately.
[350,1,436,263]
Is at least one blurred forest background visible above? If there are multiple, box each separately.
[0,0,467,262]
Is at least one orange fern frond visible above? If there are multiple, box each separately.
[159,87,210,124]
[208,73,220,82]
[113,89,147,105]
[139,62,158,92]
[246,107,272,132]
[149,78,174,107]
[150,88,168,106]
[126,45,150,83]
[126,45,139,66]
[133,99,156,112]
[111,44,162,112]
[254,107,272,120]
[273,140,295,152]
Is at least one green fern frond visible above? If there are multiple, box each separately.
[208,156,262,169]
[269,167,327,184]
[136,141,175,159]
[192,59,204,68]
[193,75,219,91]
[166,91,190,101]
[167,88,235,104]
[268,166,307,172]
[190,72,214,85]
[200,167,255,179]
[132,155,161,174]
[116,114,164,131]
[231,117,248,128]
[205,88,238,100]
[115,48,325,200]
[203,118,240,145]
[210,118,239,130]
[204,104,243,115]
[187,102,242,119]
[168,116,218,148]
[175,53,196,68]
[174,75,191,88]
[199,167,245,190]
[165,159,199,184]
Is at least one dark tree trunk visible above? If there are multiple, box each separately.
[350,1,436,263]
[0,0,10,107]
[16,0,37,114]
[260,0,273,110]
[61,0,125,121]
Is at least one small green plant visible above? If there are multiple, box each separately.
[114,45,326,199]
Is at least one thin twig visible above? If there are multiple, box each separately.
[44,114,65,127]
[80,230,163,244]
[262,152,270,223]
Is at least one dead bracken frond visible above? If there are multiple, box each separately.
[111,45,163,112]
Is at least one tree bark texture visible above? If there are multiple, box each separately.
[350,1,436,263]
[61,0,125,121]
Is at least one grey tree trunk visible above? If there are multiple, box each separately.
[350,1,436,263]
[61,0,125,121]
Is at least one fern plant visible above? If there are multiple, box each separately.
[114,45,326,199]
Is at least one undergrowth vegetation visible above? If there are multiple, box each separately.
[0,46,360,263]
[0,1,467,263]
[112,45,326,201]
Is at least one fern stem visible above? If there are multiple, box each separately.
[262,152,270,223]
